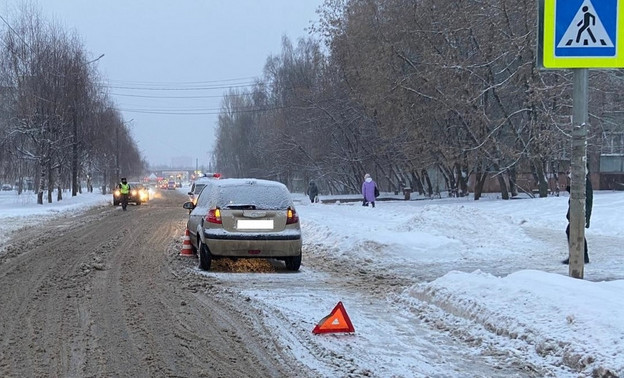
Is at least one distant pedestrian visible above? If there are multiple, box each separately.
[361,173,378,207]
[563,172,593,264]
[307,180,319,203]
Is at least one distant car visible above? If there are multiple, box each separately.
[183,178,302,271]
[134,183,150,203]
[188,173,222,205]
[167,180,176,190]
[113,182,148,206]
[1,184,12,191]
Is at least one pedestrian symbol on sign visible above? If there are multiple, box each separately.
[557,0,614,48]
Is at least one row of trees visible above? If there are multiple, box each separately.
[213,0,624,198]
[0,6,145,204]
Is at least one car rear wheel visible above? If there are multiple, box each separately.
[198,242,212,271]
[284,253,301,271]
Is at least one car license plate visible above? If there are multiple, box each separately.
[237,219,273,230]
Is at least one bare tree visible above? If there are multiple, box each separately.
[211,0,624,199]
[0,5,145,202]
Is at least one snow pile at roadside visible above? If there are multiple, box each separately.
[0,190,111,246]
[406,270,624,376]
[296,192,624,377]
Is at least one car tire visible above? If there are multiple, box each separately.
[198,242,212,271]
[136,201,141,206]
[285,253,301,271]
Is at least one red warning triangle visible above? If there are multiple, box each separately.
[312,301,355,334]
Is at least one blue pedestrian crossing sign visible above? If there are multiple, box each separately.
[539,0,624,68]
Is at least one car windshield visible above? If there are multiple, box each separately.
[216,185,291,210]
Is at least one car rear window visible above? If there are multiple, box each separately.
[216,185,291,210]
[193,183,207,194]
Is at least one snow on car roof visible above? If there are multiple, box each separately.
[210,178,293,209]
[194,177,217,183]
[214,178,287,189]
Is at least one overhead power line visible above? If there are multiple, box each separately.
[120,109,224,115]
[100,76,259,92]
[120,107,264,115]
[104,83,256,91]
[119,104,315,116]
[0,12,34,54]
[110,92,231,99]
[103,76,258,86]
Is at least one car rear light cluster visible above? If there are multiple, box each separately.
[206,208,222,224]
[286,207,299,224]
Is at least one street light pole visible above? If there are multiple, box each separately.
[116,125,120,185]
[72,103,78,196]
[71,53,104,197]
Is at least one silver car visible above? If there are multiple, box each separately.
[187,173,221,205]
[183,178,302,271]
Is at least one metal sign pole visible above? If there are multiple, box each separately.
[538,0,622,279]
[569,68,588,279]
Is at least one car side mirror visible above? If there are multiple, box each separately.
[182,201,195,210]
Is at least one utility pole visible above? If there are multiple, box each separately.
[72,100,78,197]
[115,125,120,185]
[71,53,104,197]
[71,60,80,197]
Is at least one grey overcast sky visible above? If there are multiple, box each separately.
[7,0,324,168]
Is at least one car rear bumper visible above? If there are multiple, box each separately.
[203,230,302,257]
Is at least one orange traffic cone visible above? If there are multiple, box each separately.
[180,229,194,257]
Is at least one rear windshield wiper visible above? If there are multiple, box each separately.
[224,204,257,210]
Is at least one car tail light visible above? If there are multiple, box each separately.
[206,208,222,224]
[286,207,299,224]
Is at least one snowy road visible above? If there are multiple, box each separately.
[0,190,310,377]
[1,189,622,377]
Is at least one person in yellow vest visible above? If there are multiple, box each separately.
[118,177,131,211]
